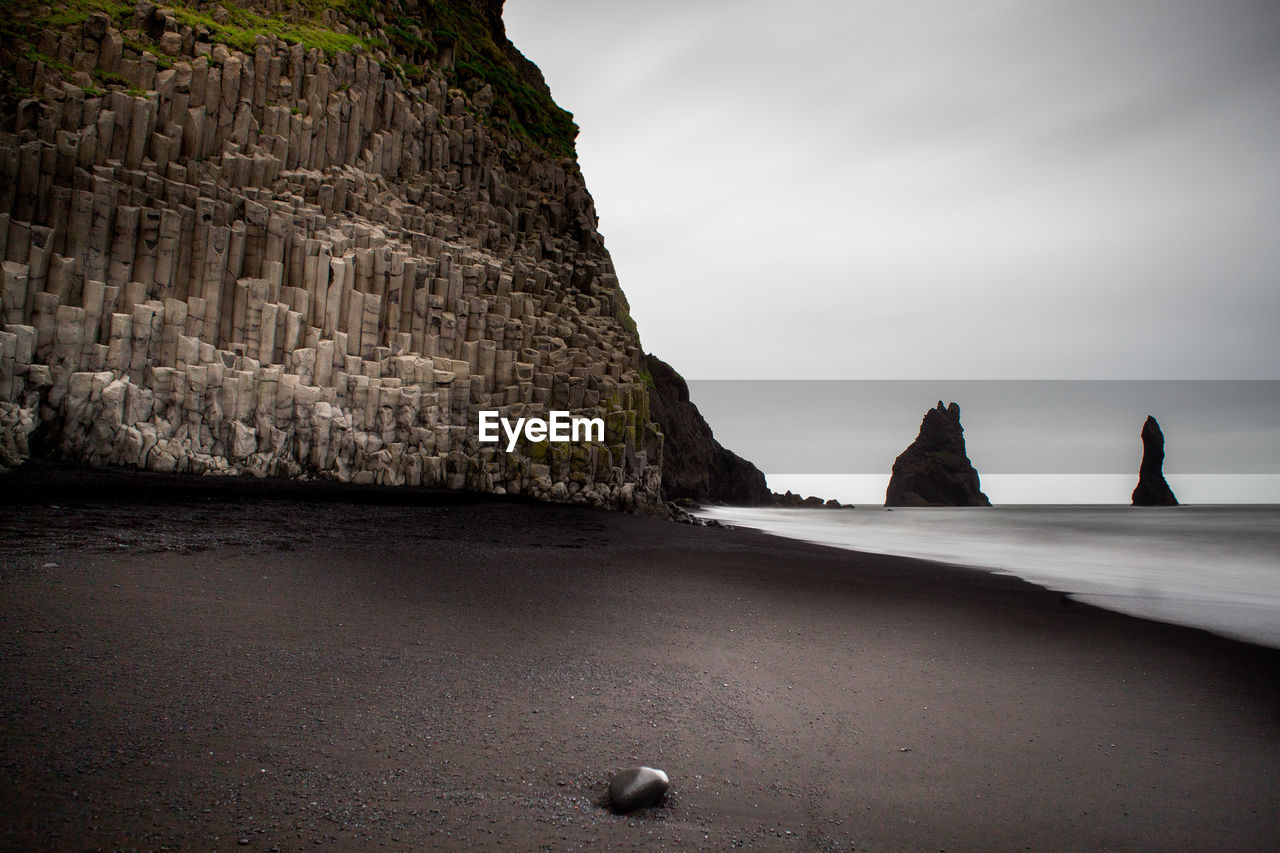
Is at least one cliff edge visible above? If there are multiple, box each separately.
[643,353,769,505]
[0,0,668,510]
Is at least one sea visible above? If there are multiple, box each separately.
[693,505,1280,649]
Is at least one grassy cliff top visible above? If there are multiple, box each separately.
[0,0,579,158]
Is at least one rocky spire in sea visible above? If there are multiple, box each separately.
[1131,415,1179,506]
[885,401,991,507]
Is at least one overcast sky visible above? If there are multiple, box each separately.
[505,0,1280,381]
[504,1,1280,501]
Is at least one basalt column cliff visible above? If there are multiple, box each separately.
[0,0,665,510]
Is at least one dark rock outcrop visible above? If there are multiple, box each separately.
[885,402,990,507]
[769,490,852,509]
[1131,416,1178,506]
[644,354,770,505]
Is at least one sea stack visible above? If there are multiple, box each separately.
[1131,416,1178,506]
[885,402,991,507]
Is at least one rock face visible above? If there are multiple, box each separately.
[643,353,769,505]
[769,490,850,509]
[0,1,665,509]
[607,766,669,814]
[885,401,991,507]
[1131,415,1178,506]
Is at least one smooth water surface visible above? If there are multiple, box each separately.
[695,505,1280,648]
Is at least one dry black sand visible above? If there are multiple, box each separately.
[1,464,1277,850]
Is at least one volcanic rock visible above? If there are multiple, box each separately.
[885,401,990,507]
[0,1,665,510]
[768,490,851,508]
[644,354,769,505]
[1131,415,1178,506]
[607,766,669,814]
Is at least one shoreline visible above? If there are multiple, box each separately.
[696,502,1280,650]
[2,468,1277,850]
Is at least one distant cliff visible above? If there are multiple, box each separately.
[886,401,990,507]
[643,354,769,505]
[0,0,669,510]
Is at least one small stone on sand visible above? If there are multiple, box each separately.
[608,766,669,814]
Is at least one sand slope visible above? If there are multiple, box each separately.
[1,472,1276,850]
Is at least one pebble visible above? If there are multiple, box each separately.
[608,766,669,814]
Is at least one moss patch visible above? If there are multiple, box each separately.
[340,0,578,158]
[167,5,365,55]
[0,0,578,158]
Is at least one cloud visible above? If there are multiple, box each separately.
[504,0,1280,380]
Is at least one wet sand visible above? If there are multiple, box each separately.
[1,465,1277,850]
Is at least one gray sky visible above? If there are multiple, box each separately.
[505,0,1280,381]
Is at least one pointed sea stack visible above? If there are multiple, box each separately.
[885,402,991,507]
[1131,416,1178,506]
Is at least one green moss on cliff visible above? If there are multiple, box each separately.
[0,0,363,62]
[170,5,366,55]
[340,0,577,157]
[0,0,577,158]
[429,4,577,158]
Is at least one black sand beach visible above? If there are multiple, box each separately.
[1,467,1277,851]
